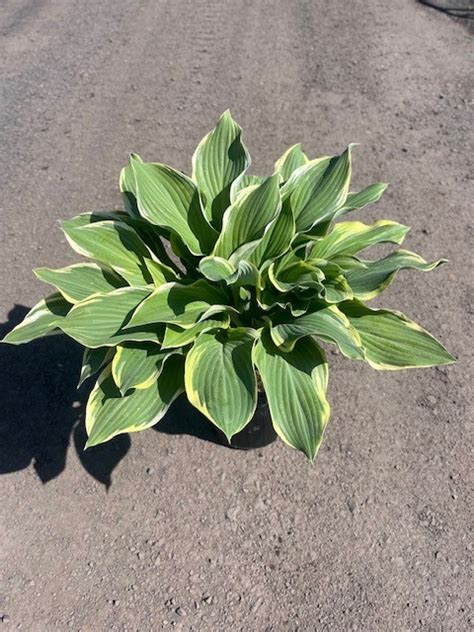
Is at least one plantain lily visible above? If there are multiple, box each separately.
[3,111,454,460]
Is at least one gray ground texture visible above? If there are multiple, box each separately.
[0,1,473,630]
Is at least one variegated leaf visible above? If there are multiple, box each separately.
[340,300,454,370]
[2,294,72,345]
[34,263,125,303]
[185,328,257,440]
[253,331,330,461]
[192,110,250,228]
[86,354,184,447]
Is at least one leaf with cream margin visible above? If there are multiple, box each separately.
[85,354,184,447]
[34,263,125,303]
[253,331,330,461]
[2,293,71,345]
[192,110,250,228]
[340,300,455,370]
[185,328,257,441]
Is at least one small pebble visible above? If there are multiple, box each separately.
[175,607,186,616]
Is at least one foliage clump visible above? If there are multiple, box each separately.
[4,111,454,459]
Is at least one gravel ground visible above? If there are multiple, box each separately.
[0,1,472,630]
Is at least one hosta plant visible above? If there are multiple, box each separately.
[3,111,454,460]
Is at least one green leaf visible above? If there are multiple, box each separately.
[78,347,114,387]
[2,294,72,345]
[192,110,250,228]
[34,263,125,303]
[111,342,170,395]
[213,174,281,259]
[60,210,177,272]
[61,218,155,287]
[58,287,162,348]
[282,145,354,232]
[126,279,230,330]
[338,182,388,215]
[340,301,455,370]
[243,199,295,268]
[321,274,353,304]
[145,259,179,287]
[274,144,309,182]
[256,285,309,316]
[185,328,257,441]
[199,256,235,282]
[161,313,231,349]
[253,331,330,460]
[85,354,184,447]
[130,155,217,255]
[337,250,446,300]
[270,303,363,358]
[62,210,129,229]
[269,260,324,293]
[309,220,409,260]
[230,174,265,202]
[226,260,260,287]
[119,161,140,217]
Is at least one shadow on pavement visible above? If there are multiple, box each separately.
[153,394,220,445]
[0,305,218,489]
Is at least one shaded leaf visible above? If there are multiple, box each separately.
[78,347,115,387]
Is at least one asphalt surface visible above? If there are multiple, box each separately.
[0,1,472,630]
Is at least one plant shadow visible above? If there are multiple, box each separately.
[0,305,219,489]
[153,394,220,445]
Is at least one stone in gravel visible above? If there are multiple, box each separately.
[1,615,10,623]
[175,607,186,616]
[202,595,213,604]
[225,506,240,521]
